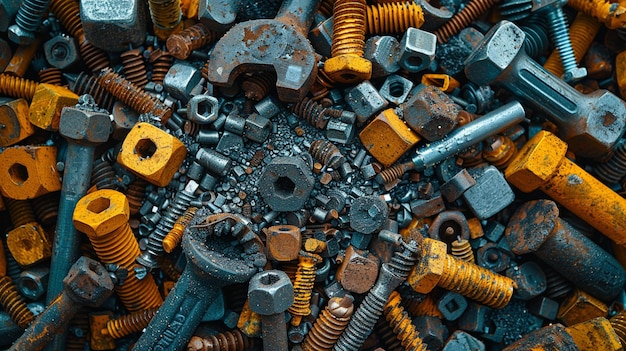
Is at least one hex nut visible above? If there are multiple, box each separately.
[117,122,187,187]
[345,81,389,123]
[266,225,302,262]
[0,98,34,146]
[29,84,80,131]
[44,35,80,69]
[17,267,49,300]
[359,108,420,167]
[7,223,51,267]
[187,94,218,124]
[248,270,294,315]
[408,238,446,293]
[336,246,379,294]
[398,27,436,72]
[258,156,314,212]
[326,120,355,145]
[349,195,388,235]
[73,189,130,237]
[0,145,62,200]
[80,0,147,52]
[364,36,401,79]
[428,211,470,245]
[59,106,111,144]
[401,85,459,141]
[379,75,414,106]
[63,256,115,307]
[163,63,202,101]
[557,289,608,326]
[463,165,514,220]
[476,242,510,273]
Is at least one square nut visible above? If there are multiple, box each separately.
[399,27,436,72]
[359,108,420,167]
[345,81,388,123]
[29,83,79,131]
[0,145,62,200]
[117,122,187,187]
[0,98,34,146]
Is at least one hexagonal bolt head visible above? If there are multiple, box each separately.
[398,27,436,72]
[7,25,35,45]
[0,145,62,200]
[401,85,459,141]
[408,238,446,293]
[323,55,372,85]
[258,156,314,212]
[248,270,294,316]
[266,225,302,262]
[44,35,80,70]
[187,94,218,124]
[244,114,272,143]
[29,84,80,132]
[73,189,130,238]
[17,267,49,301]
[63,256,114,307]
[59,106,111,143]
[0,98,34,147]
[80,0,147,52]
[364,36,401,79]
[336,246,379,294]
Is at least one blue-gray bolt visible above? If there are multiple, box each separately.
[8,0,50,45]
[545,8,586,82]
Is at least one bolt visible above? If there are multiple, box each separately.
[433,0,497,43]
[302,295,354,351]
[383,291,427,351]
[8,0,50,45]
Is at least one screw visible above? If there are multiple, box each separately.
[433,0,497,43]
[543,6,587,82]
[8,0,50,45]
[166,22,220,59]
[365,2,424,35]
[0,275,34,329]
[187,329,254,351]
[384,291,428,351]
[592,139,626,184]
[289,251,322,327]
[567,0,626,29]
[162,206,198,253]
[147,0,183,39]
[302,295,354,351]
[102,307,159,339]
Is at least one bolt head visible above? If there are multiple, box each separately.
[59,106,111,143]
[248,270,294,315]
[562,67,587,83]
[7,25,34,45]
[407,238,445,293]
[63,256,114,307]
[505,199,559,254]
[323,55,372,84]
[73,189,130,238]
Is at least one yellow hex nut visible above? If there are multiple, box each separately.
[73,189,130,237]
[28,83,79,131]
[323,55,372,84]
[0,145,62,200]
[0,98,34,146]
[557,289,608,326]
[359,108,421,167]
[117,122,187,187]
[6,222,51,267]
[566,317,622,351]
[408,238,446,293]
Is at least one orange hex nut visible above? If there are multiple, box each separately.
[6,222,51,267]
[117,122,187,187]
[0,145,61,200]
[505,130,626,247]
[359,108,421,167]
[0,98,34,146]
[28,83,79,131]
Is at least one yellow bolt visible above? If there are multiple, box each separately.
[288,251,322,326]
[162,206,197,253]
[567,0,626,29]
[384,291,427,351]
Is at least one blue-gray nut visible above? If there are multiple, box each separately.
[379,75,413,106]
[398,27,436,73]
[349,195,388,235]
[44,35,80,70]
[259,156,314,212]
[17,267,49,301]
[63,256,114,307]
[243,114,272,143]
[164,63,202,101]
[248,270,294,315]
[364,36,401,79]
[59,106,111,144]
[345,81,388,123]
[187,94,218,124]
[80,0,147,52]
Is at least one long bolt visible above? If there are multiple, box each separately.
[544,7,587,82]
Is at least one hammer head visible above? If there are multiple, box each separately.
[207,19,317,103]
[464,21,525,86]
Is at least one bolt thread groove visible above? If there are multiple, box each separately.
[79,41,111,72]
[543,265,573,299]
[148,0,182,30]
[451,239,475,263]
[121,49,149,88]
[145,189,194,262]
[39,68,63,85]
[292,97,331,129]
[14,0,50,33]
[98,69,171,122]
[610,311,626,347]
[545,9,577,76]
[126,179,148,215]
[6,199,37,227]
[4,245,22,281]
[187,330,254,351]
[0,275,34,328]
[149,49,173,85]
[71,72,115,111]
[91,158,118,190]
[0,74,39,101]
[594,140,626,184]
[310,140,345,169]
[483,135,517,170]
[331,0,367,57]
[520,15,550,58]
[377,162,412,184]
[105,307,159,339]
[32,192,59,228]
[403,294,443,318]
[319,0,334,17]
[49,0,83,38]
[384,291,427,351]
[242,72,276,101]
[498,0,532,21]
[365,2,424,34]
[567,0,626,29]
[438,254,515,309]
[303,296,354,351]
[375,317,403,351]
[167,22,219,59]
[434,0,497,43]
[289,253,321,325]
[163,207,197,253]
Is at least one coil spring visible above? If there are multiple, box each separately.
[434,0,498,43]
[31,192,60,228]
[187,330,254,351]
[309,140,345,169]
[91,157,118,190]
[166,22,219,59]
[163,207,197,253]
[366,2,424,34]
[4,244,22,281]
[331,0,367,57]
[593,143,626,185]
[289,252,322,326]
[149,49,173,85]
[105,308,159,339]
[242,72,276,101]
[377,162,412,184]
[121,48,149,88]
[302,295,354,351]
[450,239,475,263]
[0,74,39,101]
[384,291,427,351]
[49,0,83,38]
[291,97,331,129]
[459,143,484,167]
[148,0,182,30]
[38,68,63,85]
[0,275,35,328]
[70,72,116,111]
[483,135,517,170]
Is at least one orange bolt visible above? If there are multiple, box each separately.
[505,130,626,247]
[566,0,626,29]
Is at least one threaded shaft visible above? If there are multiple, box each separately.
[50,0,83,38]
[610,310,626,347]
[0,275,34,328]
[520,16,550,59]
[310,70,334,101]
[376,162,413,184]
[403,294,443,318]
[438,254,515,309]
[545,8,582,80]
[158,256,182,281]
[91,158,118,190]
[126,179,147,215]
[104,308,159,339]
[98,69,171,122]
[242,72,276,101]
[149,49,173,85]
[483,135,518,170]
[451,239,475,263]
[39,68,63,85]
[384,291,427,351]
[567,0,626,29]
[31,192,59,228]
[544,12,598,78]
[331,0,367,57]
[6,199,37,227]
[292,97,332,129]
[187,330,254,351]
[66,309,89,351]
[319,0,334,17]
[375,317,403,351]
[121,49,149,88]
[309,140,345,169]
[303,295,354,351]
[13,0,50,34]
[148,0,182,30]
[167,22,219,59]
[543,265,573,299]
[593,140,626,184]
[79,41,111,72]
[70,72,116,111]
[434,0,497,44]
[365,2,424,34]
[0,74,39,101]
[163,207,197,253]
[289,252,321,326]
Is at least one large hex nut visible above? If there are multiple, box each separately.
[408,238,446,293]
[401,85,459,141]
[29,84,79,131]
[0,145,62,200]
[364,36,401,79]
[73,189,130,238]
[17,266,49,301]
[248,270,294,315]
[557,289,608,326]
[0,98,34,146]
[117,122,187,187]
[80,0,147,52]
[244,114,272,143]
[258,156,314,212]
[63,256,114,307]
[44,35,80,69]
[60,106,111,144]
[359,108,421,167]
[7,222,51,267]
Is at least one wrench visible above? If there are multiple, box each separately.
[208,0,320,102]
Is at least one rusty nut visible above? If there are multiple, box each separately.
[401,85,459,141]
[73,189,130,237]
[0,145,62,200]
[336,246,379,294]
[63,256,115,307]
[7,222,51,267]
[266,225,302,262]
